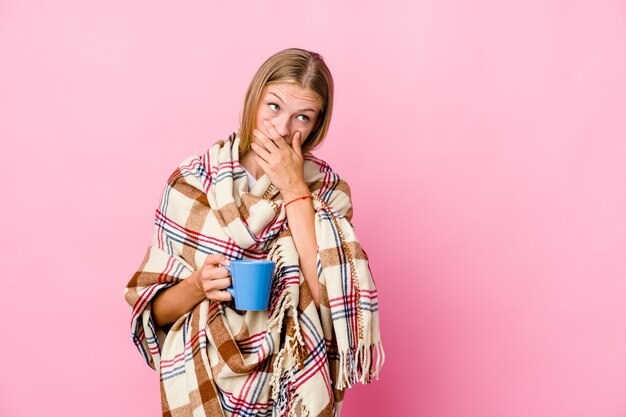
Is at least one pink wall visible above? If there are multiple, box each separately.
[1,1,625,416]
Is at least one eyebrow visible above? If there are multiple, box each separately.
[268,92,317,113]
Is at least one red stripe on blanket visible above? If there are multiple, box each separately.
[328,291,376,301]
[160,329,205,369]
[231,362,266,415]
[131,281,165,320]
[238,331,268,346]
[179,159,202,173]
[293,327,333,398]
[220,388,273,411]
[156,209,272,259]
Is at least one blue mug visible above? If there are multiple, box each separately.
[223,260,275,310]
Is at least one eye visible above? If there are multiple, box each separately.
[268,103,280,111]
[296,114,310,122]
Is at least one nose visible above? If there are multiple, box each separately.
[272,114,291,139]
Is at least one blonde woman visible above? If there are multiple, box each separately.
[125,48,384,417]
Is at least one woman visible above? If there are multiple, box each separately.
[125,48,384,417]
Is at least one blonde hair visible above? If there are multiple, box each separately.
[239,48,334,156]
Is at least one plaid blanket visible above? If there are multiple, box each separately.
[125,133,384,417]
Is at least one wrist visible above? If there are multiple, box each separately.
[187,271,206,299]
[281,183,310,202]
[284,195,313,208]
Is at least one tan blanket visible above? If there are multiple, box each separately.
[125,133,384,416]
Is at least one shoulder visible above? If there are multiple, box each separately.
[303,153,333,174]
[159,153,208,204]
[161,135,235,196]
[303,153,352,200]
[165,154,200,183]
[303,153,354,220]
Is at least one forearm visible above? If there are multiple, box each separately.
[152,270,206,328]
[283,187,320,308]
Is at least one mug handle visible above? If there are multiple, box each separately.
[223,264,235,297]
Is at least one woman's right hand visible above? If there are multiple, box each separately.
[193,254,233,303]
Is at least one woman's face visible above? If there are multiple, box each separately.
[255,83,321,146]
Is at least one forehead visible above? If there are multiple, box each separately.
[263,83,321,109]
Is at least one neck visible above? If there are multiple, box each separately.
[240,151,265,180]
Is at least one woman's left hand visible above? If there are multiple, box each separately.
[251,120,310,199]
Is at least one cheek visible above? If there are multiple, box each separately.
[292,127,312,144]
[255,107,270,125]
[302,124,315,138]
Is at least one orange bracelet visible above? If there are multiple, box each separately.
[284,195,312,207]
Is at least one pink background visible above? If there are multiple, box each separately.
[1,1,625,416]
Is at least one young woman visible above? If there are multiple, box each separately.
[125,48,384,417]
